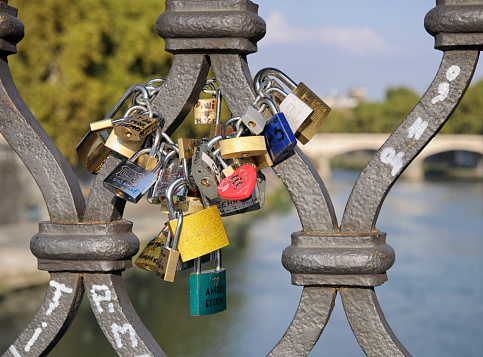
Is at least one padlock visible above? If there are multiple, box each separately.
[148,156,187,205]
[254,68,331,144]
[104,130,145,159]
[134,226,169,272]
[190,249,226,316]
[194,98,217,124]
[103,148,161,203]
[191,142,224,200]
[90,117,125,132]
[156,210,183,282]
[217,165,257,201]
[214,171,266,217]
[113,114,158,142]
[166,178,229,262]
[135,128,162,171]
[219,136,267,160]
[239,96,275,135]
[76,130,112,174]
[178,138,201,160]
[259,96,297,164]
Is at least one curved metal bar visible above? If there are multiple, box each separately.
[341,50,479,233]
[150,54,210,135]
[84,273,166,357]
[340,288,411,357]
[84,153,127,222]
[267,287,337,357]
[3,273,84,357]
[210,54,338,233]
[0,58,85,222]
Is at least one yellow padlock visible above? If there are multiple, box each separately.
[166,178,229,262]
[219,136,267,160]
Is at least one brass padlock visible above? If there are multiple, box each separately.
[178,138,201,159]
[156,210,183,282]
[76,130,112,174]
[219,136,267,160]
[113,114,158,142]
[134,227,169,272]
[104,130,145,159]
[194,98,217,124]
[166,178,229,262]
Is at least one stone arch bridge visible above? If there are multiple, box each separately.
[302,134,483,180]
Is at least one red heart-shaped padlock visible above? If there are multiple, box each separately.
[217,165,257,201]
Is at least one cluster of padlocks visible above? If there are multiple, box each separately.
[76,68,331,316]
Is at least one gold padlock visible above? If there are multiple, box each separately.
[134,227,168,272]
[219,136,267,160]
[291,82,331,144]
[166,178,229,262]
[178,138,201,159]
[156,212,183,282]
[113,115,158,142]
[76,130,112,174]
[104,130,145,159]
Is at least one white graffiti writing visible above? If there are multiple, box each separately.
[9,345,21,357]
[111,323,138,348]
[24,322,47,352]
[90,285,114,313]
[407,117,428,141]
[431,65,461,104]
[46,281,73,316]
[381,147,405,177]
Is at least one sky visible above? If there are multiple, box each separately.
[247,1,483,101]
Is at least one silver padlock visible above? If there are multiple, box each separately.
[103,148,162,203]
[191,142,223,200]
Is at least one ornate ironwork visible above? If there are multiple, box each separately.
[0,0,481,356]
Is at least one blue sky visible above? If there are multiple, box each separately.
[247,1,483,101]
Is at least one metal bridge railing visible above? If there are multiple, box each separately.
[0,0,482,356]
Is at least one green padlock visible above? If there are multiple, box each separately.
[190,249,226,316]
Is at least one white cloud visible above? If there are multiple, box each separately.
[262,11,393,56]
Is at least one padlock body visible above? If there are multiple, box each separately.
[156,247,180,282]
[113,115,157,141]
[192,145,223,200]
[262,113,297,164]
[241,105,266,135]
[214,171,266,217]
[168,205,229,262]
[279,92,314,134]
[105,131,144,158]
[103,160,157,203]
[178,138,201,159]
[194,98,217,124]
[148,166,186,204]
[292,82,331,144]
[219,136,267,159]
[134,234,167,272]
[76,130,112,174]
[190,269,226,316]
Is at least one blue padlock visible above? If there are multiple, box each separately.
[190,249,226,316]
[260,97,297,164]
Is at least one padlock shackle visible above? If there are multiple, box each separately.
[221,116,241,139]
[253,67,297,94]
[255,96,278,116]
[171,210,183,250]
[104,84,153,120]
[149,127,162,157]
[214,249,222,271]
[166,177,187,219]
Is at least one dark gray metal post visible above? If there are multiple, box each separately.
[0,0,482,356]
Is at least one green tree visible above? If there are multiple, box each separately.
[9,0,173,166]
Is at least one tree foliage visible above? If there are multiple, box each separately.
[321,82,483,135]
[9,0,173,165]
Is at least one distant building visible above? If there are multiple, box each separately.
[322,87,367,109]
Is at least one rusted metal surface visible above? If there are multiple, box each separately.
[0,0,481,356]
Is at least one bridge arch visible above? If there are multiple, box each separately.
[302,134,483,180]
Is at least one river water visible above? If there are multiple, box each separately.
[1,169,482,356]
